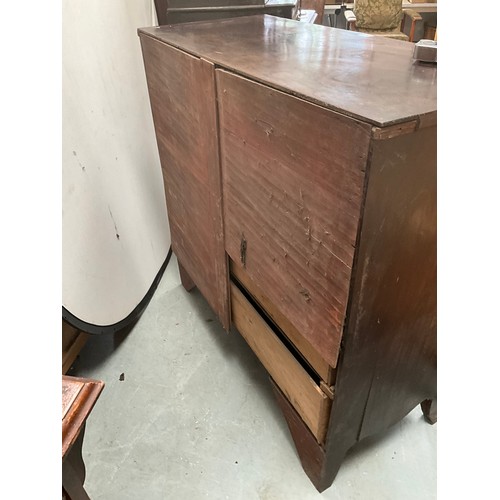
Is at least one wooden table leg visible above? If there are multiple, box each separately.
[62,425,91,500]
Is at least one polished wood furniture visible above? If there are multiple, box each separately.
[62,320,88,374]
[154,0,297,25]
[139,15,436,492]
[62,375,104,500]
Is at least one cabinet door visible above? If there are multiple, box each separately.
[140,36,229,328]
[217,70,371,368]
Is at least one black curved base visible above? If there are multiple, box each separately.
[63,246,173,335]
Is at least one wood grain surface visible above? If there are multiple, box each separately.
[218,69,371,368]
[138,15,437,127]
[139,36,230,329]
[271,379,327,486]
[138,17,437,492]
[231,283,331,443]
[354,124,437,440]
[230,259,334,383]
[316,124,437,489]
[62,375,104,459]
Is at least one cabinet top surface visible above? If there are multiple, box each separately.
[139,15,436,127]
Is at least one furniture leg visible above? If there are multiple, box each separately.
[178,261,195,292]
[62,426,90,500]
[409,19,416,43]
[271,379,346,492]
[139,17,437,492]
[421,399,437,424]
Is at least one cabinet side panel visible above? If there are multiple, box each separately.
[326,125,436,457]
[140,35,229,328]
[356,125,437,438]
[216,69,371,368]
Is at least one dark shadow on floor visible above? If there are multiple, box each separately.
[68,320,136,375]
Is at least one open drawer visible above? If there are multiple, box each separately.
[230,279,333,444]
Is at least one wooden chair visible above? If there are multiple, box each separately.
[344,0,422,42]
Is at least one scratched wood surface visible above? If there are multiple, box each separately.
[138,18,437,492]
[231,283,331,443]
[230,259,334,383]
[138,15,437,127]
[62,375,104,459]
[139,36,230,329]
[298,124,437,490]
[352,124,437,440]
[218,69,372,368]
[62,378,83,420]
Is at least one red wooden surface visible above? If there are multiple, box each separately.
[138,17,437,492]
[139,15,437,127]
[217,70,371,367]
[140,37,230,329]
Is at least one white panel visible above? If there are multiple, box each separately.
[62,0,171,325]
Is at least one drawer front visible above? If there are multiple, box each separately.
[217,70,372,368]
[230,259,335,385]
[230,282,331,443]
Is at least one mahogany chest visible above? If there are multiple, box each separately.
[138,16,437,491]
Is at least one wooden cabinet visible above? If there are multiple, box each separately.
[153,0,297,25]
[139,15,436,492]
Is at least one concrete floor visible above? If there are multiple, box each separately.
[70,254,437,500]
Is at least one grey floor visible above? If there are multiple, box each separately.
[70,254,437,500]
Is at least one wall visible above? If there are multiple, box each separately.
[62,0,170,327]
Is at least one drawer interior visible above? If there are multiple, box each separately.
[230,277,333,444]
[230,260,336,385]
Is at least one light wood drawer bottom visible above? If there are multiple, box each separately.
[229,260,335,384]
[230,281,332,444]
